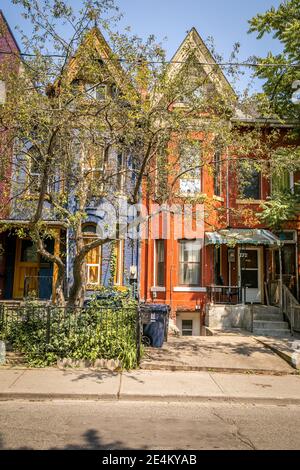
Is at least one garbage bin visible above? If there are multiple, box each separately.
[140,304,170,348]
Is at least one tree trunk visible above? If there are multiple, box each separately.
[54,264,65,306]
[67,256,86,307]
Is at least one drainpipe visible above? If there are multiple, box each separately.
[279,242,283,313]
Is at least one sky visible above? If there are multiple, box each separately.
[1,0,284,93]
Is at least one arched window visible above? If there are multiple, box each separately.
[82,224,101,286]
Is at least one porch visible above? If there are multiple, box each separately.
[0,228,62,302]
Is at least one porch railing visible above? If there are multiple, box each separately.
[207,285,242,305]
[267,280,300,334]
[24,276,53,300]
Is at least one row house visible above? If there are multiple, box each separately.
[0,21,139,302]
[139,28,300,336]
[0,14,299,336]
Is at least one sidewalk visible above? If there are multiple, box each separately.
[0,368,300,404]
[140,335,296,373]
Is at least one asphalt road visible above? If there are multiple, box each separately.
[0,400,300,450]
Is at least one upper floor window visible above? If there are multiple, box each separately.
[178,239,202,286]
[179,141,202,195]
[27,147,41,195]
[239,167,261,200]
[0,80,6,104]
[155,240,165,287]
[85,83,107,101]
[214,149,222,196]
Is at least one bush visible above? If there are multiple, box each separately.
[1,294,141,369]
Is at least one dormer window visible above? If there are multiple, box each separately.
[0,80,6,104]
[85,83,107,101]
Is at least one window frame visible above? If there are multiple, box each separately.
[182,319,193,336]
[179,141,202,196]
[82,224,102,286]
[178,239,202,287]
[154,240,165,287]
[239,168,261,200]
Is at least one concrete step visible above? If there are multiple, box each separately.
[253,320,289,330]
[253,305,281,315]
[253,329,292,338]
[254,313,284,321]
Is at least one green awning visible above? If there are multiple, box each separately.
[205,229,281,246]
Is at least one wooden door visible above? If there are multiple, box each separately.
[13,239,39,299]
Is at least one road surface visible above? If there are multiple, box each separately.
[0,400,300,450]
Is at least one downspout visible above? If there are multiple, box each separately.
[279,242,283,313]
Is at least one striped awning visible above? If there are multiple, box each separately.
[205,229,281,246]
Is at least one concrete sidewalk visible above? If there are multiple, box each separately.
[140,335,295,373]
[0,368,300,404]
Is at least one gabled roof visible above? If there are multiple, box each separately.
[166,27,236,99]
[0,9,21,53]
[65,27,132,91]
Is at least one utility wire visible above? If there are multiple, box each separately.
[0,49,299,68]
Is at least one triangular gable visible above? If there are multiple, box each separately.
[65,27,131,92]
[166,27,236,100]
[0,9,21,54]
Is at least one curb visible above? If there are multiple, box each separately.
[1,392,300,405]
[255,338,300,370]
[140,364,293,375]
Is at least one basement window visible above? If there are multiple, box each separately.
[182,319,193,336]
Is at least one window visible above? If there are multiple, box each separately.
[85,83,107,101]
[272,171,293,194]
[20,240,38,263]
[114,239,124,286]
[155,240,165,287]
[117,153,125,192]
[214,246,222,285]
[214,149,222,196]
[178,239,201,286]
[83,224,101,286]
[182,319,193,336]
[0,80,6,104]
[27,147,41,195]
[239,168,261,200]
[179,141,202,195]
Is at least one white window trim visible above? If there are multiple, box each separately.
[173,287,207,292]
[0,80,6,105]
[114,239,124,286]
[151,286,166,292]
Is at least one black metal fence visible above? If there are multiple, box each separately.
[0,303,141,368]
[207,285,242,304]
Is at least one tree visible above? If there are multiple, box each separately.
[0,0,277,306]
[249,0,300,227]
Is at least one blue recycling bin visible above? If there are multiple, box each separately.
[140,304,170,348]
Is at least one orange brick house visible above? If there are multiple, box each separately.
[139,28,300,336]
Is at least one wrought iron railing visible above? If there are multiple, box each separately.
[267,280,300,334]
[207,285,242,305]
[0,303,141,366]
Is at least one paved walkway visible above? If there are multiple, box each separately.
[0,369,300,404]
[140,335,294,373]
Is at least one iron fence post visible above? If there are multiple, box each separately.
[46,305,51,347]
[136,306,141,365]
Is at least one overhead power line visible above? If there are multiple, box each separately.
[0,49,299,68]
